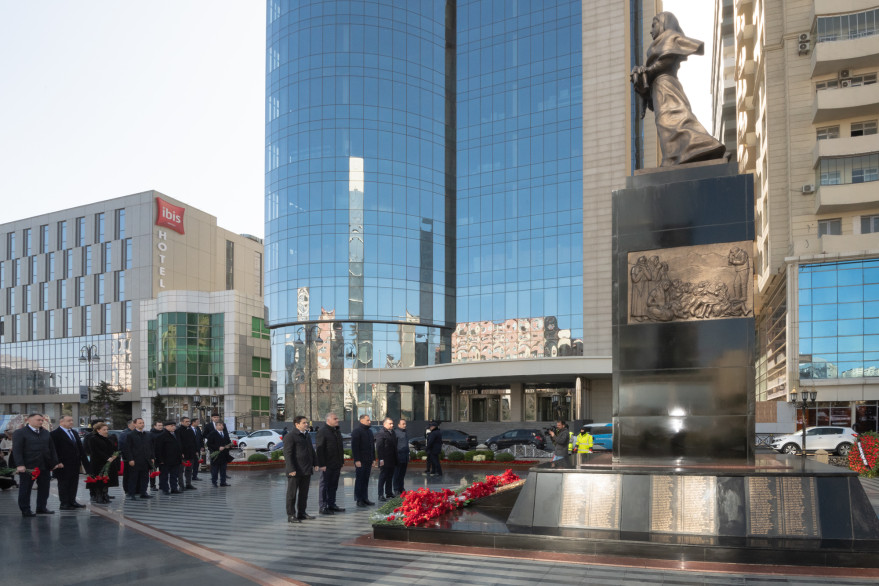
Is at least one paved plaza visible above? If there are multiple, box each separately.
[2,467,879,585]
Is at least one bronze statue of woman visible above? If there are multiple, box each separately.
[631,12,726,167]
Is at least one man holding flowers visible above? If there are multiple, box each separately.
[13,413,61,517]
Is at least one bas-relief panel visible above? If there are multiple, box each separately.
[627,241,754,325]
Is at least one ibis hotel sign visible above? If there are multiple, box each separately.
[155,197,186,289]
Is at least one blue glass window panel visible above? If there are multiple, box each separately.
[799,270,812,288]
[813,320,837,337]
[839,362,862,377]
[838,267,864,286]
[813,337,837,353]
[811,304,837,321]
[839,336,864,352]
[839,319,864,336]
[812,288,837,304]
[799,305,812,321]
[864,267,879,284]
[866,335,879,351]
[839,303,864,319]
[810,270,838,288]
[799,289,812,304]
[800,338,812,353]
[866,283,879,300]
[839,285,864,302]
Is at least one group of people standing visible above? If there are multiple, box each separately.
[8,412,238,517]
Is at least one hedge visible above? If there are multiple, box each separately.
[248,453,269,462]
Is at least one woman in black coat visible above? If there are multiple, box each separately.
[84,423,119,503]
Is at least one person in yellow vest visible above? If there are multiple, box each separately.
[573,426,594,454]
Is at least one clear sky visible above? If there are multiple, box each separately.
[0,2,714,239]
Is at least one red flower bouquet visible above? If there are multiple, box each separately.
[31,467,40,481]
[849,431,879,478]
[84,475,99,485]
[183,460,192,468]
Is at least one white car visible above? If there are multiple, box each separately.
[771,426,858,456]
[235,429,283,451]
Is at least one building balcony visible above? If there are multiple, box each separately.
[735,13,755,42]
[737,47,756,80]
[813,0,879,21]
[812,34,879,77]
[814,181,879,213]
[812,84,879,124]
[813,133,879,167]
[793,232,879,256]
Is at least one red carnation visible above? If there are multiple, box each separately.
[31,468,40,480]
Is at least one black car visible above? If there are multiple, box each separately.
[484,429,546,451]
[410,429,478,451]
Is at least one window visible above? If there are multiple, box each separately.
[95,212,105,243]
[817,126,839,140]
[7,232,15,259]
[14,315,21,342]
[103,242,112,272]
[65,308,73,337]
[30,313,37,341]
[39,225,48,253]
[115,208,125,239]
[116,271,125,301]
[23,228,32,256]
[30,257,37,284]
[852,121,878,137]
[97,273,105,303]
[76,277,85,306]
[58,220,67,250]
[47,310,55,339]
[65,250,73,278]
[13,259,21,285]
[819,154,879,185]
[252,356,272,378]
[84,305,92,335]
[225,240,234,290]
[817,9,879,42]
[104,303,112,334]
[58,279,67,308]
[47,252,55,281]
[816,79,839,91]
[40,282,48,311]
[76,217,85,246]
[123,238,132,269]
[123,300,132,331]
[8,287,15,314]
[849,73,878,87]
[24,284,32,312]
[818,218,842,237]
[251,316,270,339]
[84,245,92,274]
[0,262,4,288]
[863,215,879,233]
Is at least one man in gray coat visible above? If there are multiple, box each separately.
[284,415,317,523]
[13,413,61,517]
[547,420,571,462]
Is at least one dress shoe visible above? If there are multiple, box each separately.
[170,489,182,494]
[287,516,301,523]
[162,490,171,495]
[212,483,218,487]
[126,495,139,500]
[385,494,395,499]
[72,502,86,508]
[192,477,203,481]
[298,513,315,520]
[59,505,77,511]
[377,496,387,502]
[108,495,116,499]
[220,483,230,487]
[356,500,368,507]
[185,485,196,490]
[329,505,346,512]
[138,494,153,499]
[22,511,36,518]
[35,509,55,515]
[363,499,375,506]
[319,508,334,515]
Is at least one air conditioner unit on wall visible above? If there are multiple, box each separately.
[798,42,810,55]
[799,32,811,43]
[840,69,851,79]
[841,79,852,88]
[802,184,815,194]
[798,32,811,55]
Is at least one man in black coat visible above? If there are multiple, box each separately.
[315,412,345,515]
[13,413,61,517]
[283,415,318,522]
[189,417,204,481]
[392,419,410,495]
[154,421,184,495]
[176,416,199,489]
[374,417,397,501]
[120,418,154,499]
[205,421,232,487]
[116,419,135,494]
[50,415,90,510]
[203,413,222,440]
[350,414,375,506]
[148,420,164,490]
[425,421,443,477]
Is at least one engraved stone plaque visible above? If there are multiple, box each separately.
[627,241,753,324]
[559,474,622,530]
[747,477,819,537]
[650,476,717,535]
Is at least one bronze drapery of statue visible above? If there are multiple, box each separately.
[631,12,726,167]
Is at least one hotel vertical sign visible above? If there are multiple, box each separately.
[155,197,185,291]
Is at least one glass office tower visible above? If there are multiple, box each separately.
[265,0,456,420]
[266,0,586,424]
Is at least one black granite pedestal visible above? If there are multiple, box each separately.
[612,160,755,462]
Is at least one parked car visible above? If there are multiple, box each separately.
[771,426,857,456]
[410,429,478,451]
[483,429,546,452]
[235,429,284,451]
[580,423,613,451]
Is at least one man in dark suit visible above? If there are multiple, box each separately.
[116,419,135,495]
[351,414,375,506]
[284,415,317,522]
[315,412,345,515]
[154,421,183,495]
[189,417,204,481]
[205,421,232,487]
[425,421,443,477]
[175,417,199,490]
[374,417,397,501]
[50,415,90,510]
[203,413,222,439]
[12,413,62,517]
[120,418,154,499]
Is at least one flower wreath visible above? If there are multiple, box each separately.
[848,431,879,478]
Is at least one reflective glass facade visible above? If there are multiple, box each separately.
[798,259,879,379]
[266,0,585,420]
[147,313,224,390]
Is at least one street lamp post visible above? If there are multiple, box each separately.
[79,345,100,419]
[789,389,817,463]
